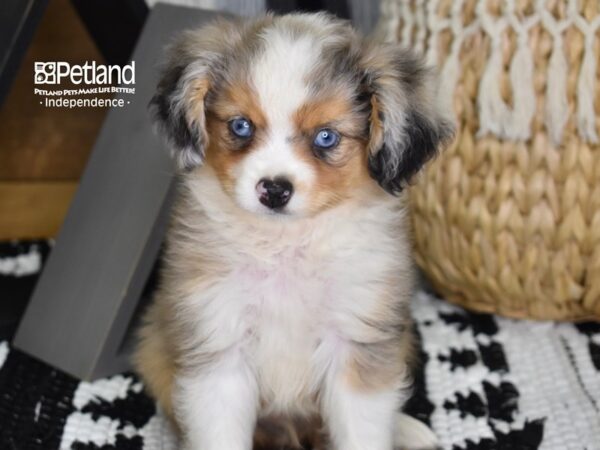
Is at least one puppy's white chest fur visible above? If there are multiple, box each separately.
[184,195,410,414]
[237,249,327,409]
[205,235,344,411]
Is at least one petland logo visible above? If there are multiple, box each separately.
[34,61,136,108]
[34,61,135,85]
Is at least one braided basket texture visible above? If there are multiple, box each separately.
[378,0,600,320]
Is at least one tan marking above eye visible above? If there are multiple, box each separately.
[204,114,254,195]
[293,96,351,133]
[211,80,267,130]
[293,94,367,143]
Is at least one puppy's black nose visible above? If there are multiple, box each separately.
[256,177,294,210]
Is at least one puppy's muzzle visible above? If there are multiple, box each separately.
[256,177,294,210]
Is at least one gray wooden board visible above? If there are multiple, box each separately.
[14,4,226,380]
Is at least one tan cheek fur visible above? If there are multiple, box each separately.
[203,81,266,195]
[203,117,247,195]
[300,140,373,213]
[293,96,376,214]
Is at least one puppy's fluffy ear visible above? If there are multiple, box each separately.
[150,20,241,170]
[361,43,455,194]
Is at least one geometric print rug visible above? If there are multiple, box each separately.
[0,241,599,449]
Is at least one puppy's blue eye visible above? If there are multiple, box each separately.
[313,128,340,149]
[229,117,253,138]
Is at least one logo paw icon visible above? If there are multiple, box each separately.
[34,62,57,84]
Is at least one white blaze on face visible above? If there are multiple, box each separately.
[233,29,320,215]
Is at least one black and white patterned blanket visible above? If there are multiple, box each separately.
[0,241,599,449]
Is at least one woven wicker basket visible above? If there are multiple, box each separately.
[378,0,600,321]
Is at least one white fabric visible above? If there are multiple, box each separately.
[379,0,600,146]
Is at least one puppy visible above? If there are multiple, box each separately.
[134,12,453,450]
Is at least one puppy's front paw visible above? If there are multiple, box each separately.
[394,412,440,450]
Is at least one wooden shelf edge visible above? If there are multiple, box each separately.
[0,181,78,240]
